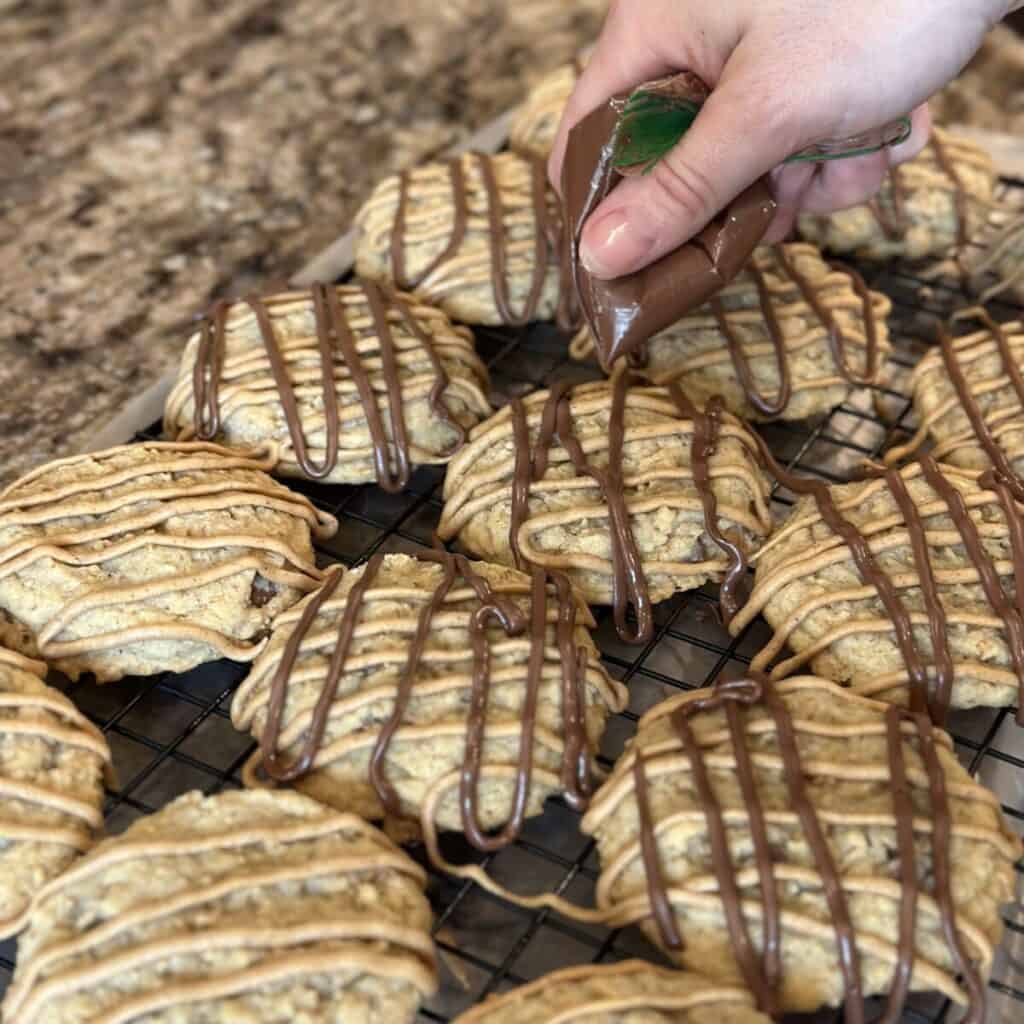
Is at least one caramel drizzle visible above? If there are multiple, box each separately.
[390,154,579,331]
[938,312,1024,502]
[1,803,436,1024]
[192,282,461,490]
[755,437,1024,725]
[257,551,594,851]
[632,674,985,1022]
[0,443,329,668]
[507,375,750,642]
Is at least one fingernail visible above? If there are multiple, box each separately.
[580,209,656,279]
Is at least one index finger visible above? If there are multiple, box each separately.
[547,3,675,194]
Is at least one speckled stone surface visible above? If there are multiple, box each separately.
[0,0,606,484]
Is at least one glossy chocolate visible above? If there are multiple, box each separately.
[562,74,777,370]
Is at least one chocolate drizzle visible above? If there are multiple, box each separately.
[190,281,462,490]
[390,153,579,331]
[257,550,596,852]
[506,375,751,642]
[883,703,919,1022]
[938,312,1024,502]
[667,385,751,621]
[710,250,883,418]
[192,301,228,439]
[930,132,971,249]
[392,159,469,293]
[711,264,791,418]
[754,437,1024,725]
[774,249,880,387]
[917,458,1024,722]
[631,673,986,1022]
[508,376,650,643]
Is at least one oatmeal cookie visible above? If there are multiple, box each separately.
[164,282,491,487]
[0,647,110,941]
[453,960,771,1024]
[0,442,335,682]
[732,456,1024,722]
[582,675,1020,1018]
[437,377,772,643]
[2,789,436,1024]
[891,311,1024,488]
[232,552,626,901]
[354,151,578,329]
[798,128,995,261]
[960,201,1024,306]
[508,59,583,159]
[570,244,892,421]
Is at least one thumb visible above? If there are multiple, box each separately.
[579,60,802,280]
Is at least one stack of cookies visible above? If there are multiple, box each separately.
[1,48,1022,1024]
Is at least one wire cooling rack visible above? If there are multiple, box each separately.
[2,238,1024,1024]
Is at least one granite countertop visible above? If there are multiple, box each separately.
[0,0,606,484]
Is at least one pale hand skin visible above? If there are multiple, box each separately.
[549,0,1020,279]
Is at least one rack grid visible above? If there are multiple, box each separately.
[1,237,1023,1024]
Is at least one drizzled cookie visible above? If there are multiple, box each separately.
[164,282,491,488]
[571,244,893,421]
[798,128,995,261]
[453,960,771,1024]
[232,552,626,904]
[508,59,582,159]
[0,648,110,941]
[437,376,773,643]
[960,202,1024,306]
[891,311,1024,488]
[582,675,1020,1019]
[732,456,1024,722]
[0,442,336,682]
[354,151,578,329]
[2,789,436,1024]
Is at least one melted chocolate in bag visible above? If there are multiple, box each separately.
[562,73,777,370]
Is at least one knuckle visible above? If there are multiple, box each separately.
[648,153,718,223]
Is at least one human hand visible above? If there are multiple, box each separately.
[549,0,1014,279]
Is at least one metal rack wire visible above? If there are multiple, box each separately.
[1,249,1022,1024]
